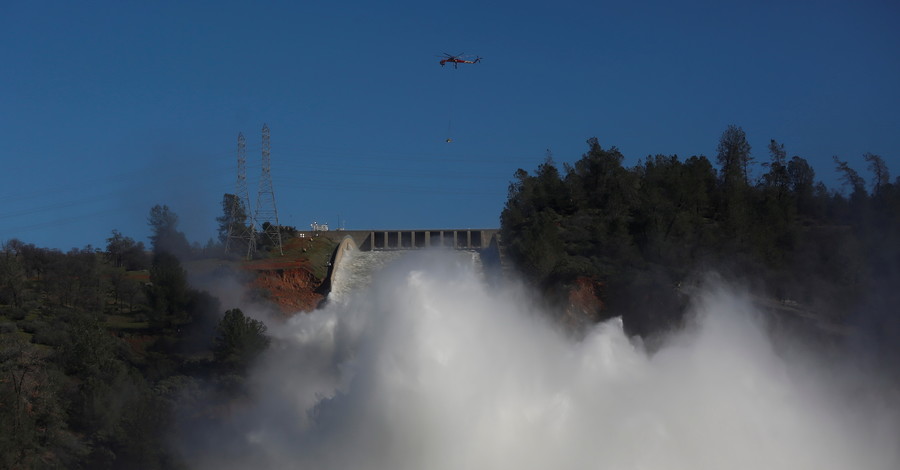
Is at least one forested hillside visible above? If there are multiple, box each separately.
[501,126,900,343]
[0,204,314,469]
[2,126,898,468]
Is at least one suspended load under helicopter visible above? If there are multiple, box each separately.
[438,53,482,142]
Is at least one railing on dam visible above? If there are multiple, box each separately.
[297,229,499,252]
[315,229,506,294]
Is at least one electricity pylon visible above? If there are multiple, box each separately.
[254,124,283,255]
[225,132,256,259]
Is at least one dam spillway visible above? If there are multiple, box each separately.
[327,240,485,304]
[297,228,499,251]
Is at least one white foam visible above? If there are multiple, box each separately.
[186,251,900,470]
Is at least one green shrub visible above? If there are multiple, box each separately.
[0,321,16,334]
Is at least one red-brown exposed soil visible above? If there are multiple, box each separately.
[563,276,606,327]
[244,258,326,315]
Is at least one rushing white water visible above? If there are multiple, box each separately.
[186,249,900,470]
[327,248,404,303]
[329,247,484,303]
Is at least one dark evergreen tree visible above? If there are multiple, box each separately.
[216,193,250,244]
[147,204,191,257]
[716,125,754,187]
[787,156,818,219]
[0,337,79,468]
[146,251,191,326]
[715,125,754,246]
[755,140,798,266]
[864,153,890,196]
[0,241,26,310]
[213,308,271,370]
[106,229,149,270]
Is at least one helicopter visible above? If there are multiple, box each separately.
[438,53,482,69]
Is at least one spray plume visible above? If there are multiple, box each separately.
[182,250,899,469]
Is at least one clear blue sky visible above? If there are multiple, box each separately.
[2,1,898,250]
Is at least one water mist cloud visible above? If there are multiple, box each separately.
[182,251,899,470]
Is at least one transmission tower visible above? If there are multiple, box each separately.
[254,124,283,255]
[225,132,256,259]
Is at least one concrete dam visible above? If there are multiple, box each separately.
[297,228,499,252]
[306,229,506,296]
